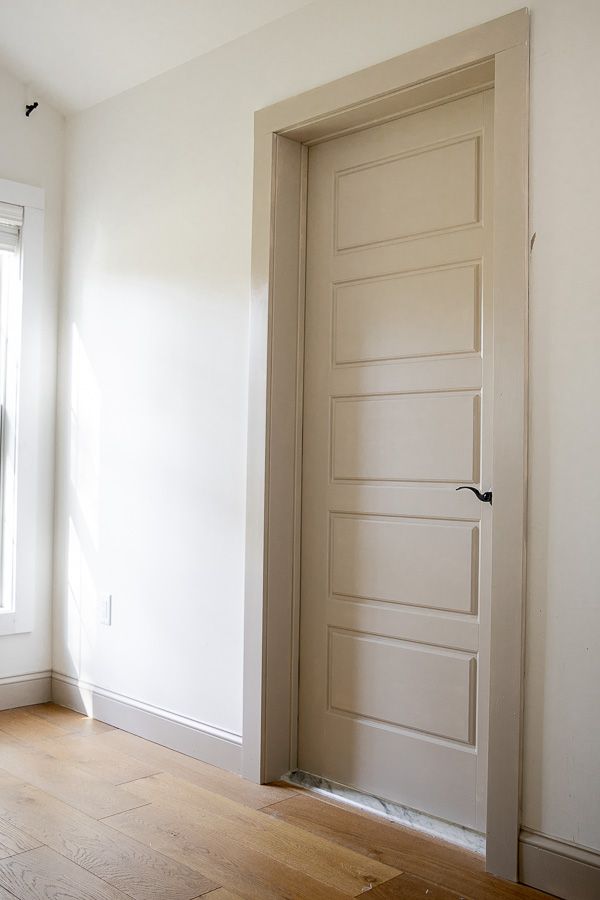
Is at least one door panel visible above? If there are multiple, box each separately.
[333,263,480,364]
[336,136,480,249]
[332,392,480,483]
[330,514,479,614]
[298,91,494,831]
[329,629,476,744]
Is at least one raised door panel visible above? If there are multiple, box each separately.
[336,137,480,250]
[330,514,478,614]
[334,263,479,365]
[332,392,480,483]
[329,629,476,744]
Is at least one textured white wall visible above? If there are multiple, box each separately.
[54,0,600,850]
[0,65,63,679]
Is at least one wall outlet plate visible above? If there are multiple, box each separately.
[98,594,112,626]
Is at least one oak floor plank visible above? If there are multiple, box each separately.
[263,794,550,900]
[94,729,292,808]
[105,802,362,900]
[0,735,149,819]
[358,872,466,898]
[0,709,557,900]
[265,793,482,871]
[200,892,242,900]
[30,732,162,786]
[0,845,129,900]
[0,774,216,900]
[0,818,41,859]
[25,703,114,737]
[119,772,397,894]
[0,709,69,744]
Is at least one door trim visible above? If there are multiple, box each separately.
[243,9,529,882]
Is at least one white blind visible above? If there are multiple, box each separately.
[0,201,24,253]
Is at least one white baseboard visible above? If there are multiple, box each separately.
[51,672,242,774]
[520,830,600,900]
[0,671,52,710]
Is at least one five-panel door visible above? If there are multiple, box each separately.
[298,90,494,832]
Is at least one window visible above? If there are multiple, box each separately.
[0,180,45,636]
[0,202,23,621]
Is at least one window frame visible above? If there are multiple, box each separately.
[0,177,45,636]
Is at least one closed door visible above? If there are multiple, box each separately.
[298,90,494,832]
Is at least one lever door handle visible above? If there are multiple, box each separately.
[456,486,492,505]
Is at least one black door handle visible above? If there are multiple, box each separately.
[456,486,492,505]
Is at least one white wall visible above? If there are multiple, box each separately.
[0,66,63,679]
[54,0,600,852]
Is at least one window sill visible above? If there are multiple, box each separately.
[0,609,32,636]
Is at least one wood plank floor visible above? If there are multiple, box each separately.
[0,705,554,900]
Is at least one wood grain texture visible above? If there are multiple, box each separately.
[0,817,41,859]
[0,735,148,818]
[200,892,242,900]
[94,729,292,808]
[30,732,162,786]
[25,703,114,736]
[263,794,550,900]
[0,845,128,900]
[0,709,68,743]
[111,772,397,894]
[361,872,466,898]
[0,774,215,900]
[104,803,356,900]
[0,708,555,900]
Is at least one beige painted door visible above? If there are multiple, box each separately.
[298,90,494,832]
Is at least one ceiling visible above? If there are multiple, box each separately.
[0,0,315,114]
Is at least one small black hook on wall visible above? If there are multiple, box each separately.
[25,101,39,117]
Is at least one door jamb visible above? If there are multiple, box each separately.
[243,8,529,882]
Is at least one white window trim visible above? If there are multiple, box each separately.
[0,177,45,636]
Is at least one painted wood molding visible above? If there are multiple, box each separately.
[0,671,52,710]
[51,672,242,774]
[520,830,600,900]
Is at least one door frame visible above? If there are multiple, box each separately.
[243,9,529,881]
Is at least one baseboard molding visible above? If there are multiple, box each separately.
[520,829,600,900]
[0,670,52,710]
[51,672,242,774]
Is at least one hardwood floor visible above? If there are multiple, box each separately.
[0,705,553,900]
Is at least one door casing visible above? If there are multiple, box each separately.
[243,8,529,882]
